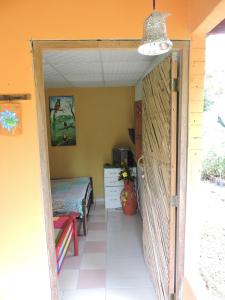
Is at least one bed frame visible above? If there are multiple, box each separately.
[52,177,94,236]
[80,177,94,235]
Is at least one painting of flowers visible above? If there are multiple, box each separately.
[0,103,22,136]
[49,96,76,146]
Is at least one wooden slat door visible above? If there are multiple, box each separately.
[134,100,142,161]
[141,53,179,300]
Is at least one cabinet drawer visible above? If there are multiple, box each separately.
[104,168,121,177]
[104,176,123,187]
[104,167,136,178]
[105,186,123,198]
[105,186,123,208]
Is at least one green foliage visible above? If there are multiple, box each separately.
[217,116,225,128]
[203,94,214,112]
[118,163,135,182]
[201,151,225,180]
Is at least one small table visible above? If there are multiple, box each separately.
[53,212,80,273]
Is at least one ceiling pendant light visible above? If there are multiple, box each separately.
[138,0,173,56]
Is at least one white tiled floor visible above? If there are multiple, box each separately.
[85,229,107,241]
[59,201,156,300]
[80,253,106,270]
[59,269,79,290]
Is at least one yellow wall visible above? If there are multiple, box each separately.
[46,87,134,197]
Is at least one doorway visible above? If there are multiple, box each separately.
[32,40,189,300]
[196,33,225,300]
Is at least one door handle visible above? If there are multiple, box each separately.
[137,155,145,179]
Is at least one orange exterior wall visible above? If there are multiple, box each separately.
[0,1,188,299]
[188,0,224,32]
[185,33,206,300]
[1,0,225,299]
[0,0,189,41]
[187,2,225,187]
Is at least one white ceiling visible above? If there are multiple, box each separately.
[42,48,156,88]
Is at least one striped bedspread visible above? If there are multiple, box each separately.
[51,177,91,217]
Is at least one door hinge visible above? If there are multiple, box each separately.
[172,78,179,92]
[170,195,179,207]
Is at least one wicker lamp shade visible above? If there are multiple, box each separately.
[138,11,173,56]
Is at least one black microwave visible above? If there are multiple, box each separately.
[112,147,135,167]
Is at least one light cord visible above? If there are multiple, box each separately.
[153,0,156,10]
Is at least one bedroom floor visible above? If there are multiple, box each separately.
[59,201,156,300]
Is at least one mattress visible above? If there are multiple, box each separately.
[51,177,91,217]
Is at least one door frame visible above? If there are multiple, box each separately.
[32,39,189,299]
[174,41,189,300]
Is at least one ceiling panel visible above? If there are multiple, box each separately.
[68,81,106,87]
[59,63,102,75]
[100,48,153,62]
[104,72,143,80]
[44,50,100,63]
[63,73,103,82]
[43,48,156,88]
[43,64,59,75]
[104,81,136,87]
[45,80,72,88]
[103,61,149,74]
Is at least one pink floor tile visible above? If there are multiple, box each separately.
[84,241,107,253]
[89,215,106,223]
[62,255,82,270]
[77,269,106,289]
[88,222,106,230]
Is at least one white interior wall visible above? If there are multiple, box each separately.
[135,81,143,101]
[134,53,169,102]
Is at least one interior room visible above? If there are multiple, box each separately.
[43,47,164,197]
[42,47,164,299]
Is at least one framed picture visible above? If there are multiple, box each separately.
[49,96,76,146]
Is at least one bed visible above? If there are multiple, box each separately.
[51,177,94,235]
[53,213,79,274]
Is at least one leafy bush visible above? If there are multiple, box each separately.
[201,151,225,180]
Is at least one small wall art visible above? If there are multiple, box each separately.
[49,96,76,146]
[0,102,22,136]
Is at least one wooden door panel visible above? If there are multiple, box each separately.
[142,54,178,300]
[134,100,142,161]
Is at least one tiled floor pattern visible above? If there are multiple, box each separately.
[59,202,156,300]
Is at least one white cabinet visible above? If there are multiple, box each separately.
[104,166,136,209]
[104,167,122,209]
